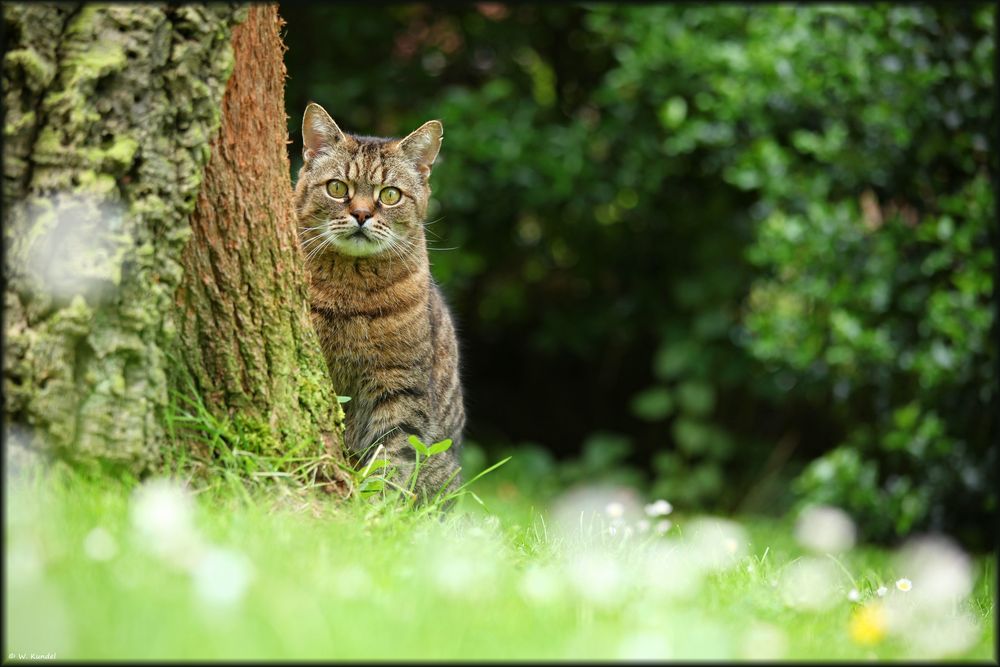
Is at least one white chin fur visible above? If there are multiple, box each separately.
[330,235,385,257]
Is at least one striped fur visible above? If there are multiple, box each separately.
[294,103,464,500]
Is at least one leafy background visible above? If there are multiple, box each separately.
[281,4,996,548]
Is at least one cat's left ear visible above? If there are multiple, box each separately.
[398,120,443,177]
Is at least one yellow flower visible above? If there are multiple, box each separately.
[849,603,887,646]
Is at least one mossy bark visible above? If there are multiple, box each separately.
[3,3,347,490]
[3,2,241,468]
[174,4,348,489]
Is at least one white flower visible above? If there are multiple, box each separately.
[617,631,672,660]
[7,543,43,584]
[794,504,856,554]
[518,565,562,605]
[83,527,118,561]
[605,501,625,519]
[779,557,839,611]
[644,499,673,517]
[335,564,373,601]
[684,517,747,572]
[654,519,673,535]
[567,552,623,607]
[739,622,788,660]
[640,542,704,600]
[847,588,861,602]
[431,552,480,597]
[876,586,888,597]
[191,547,254,606]
[906,611,980,658]
[896,578,912,592]
[130,478,203,568]
[896,535,972,609]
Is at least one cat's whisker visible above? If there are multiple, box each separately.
[387,236,418,267]
[393,240,417,269]
[300,229,329,240]
[298,236,324,246]
[299,215,334,226]
[384,237,407,266]
[300,235,329,250]
[306,245,330,264]
[305,235,335,263]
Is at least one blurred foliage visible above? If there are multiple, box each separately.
[282,4,996,546]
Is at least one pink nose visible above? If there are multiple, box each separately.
[351,208,373,224]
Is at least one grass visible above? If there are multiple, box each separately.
[4,458,996,661]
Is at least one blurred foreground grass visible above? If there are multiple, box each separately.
[5,465,995,660]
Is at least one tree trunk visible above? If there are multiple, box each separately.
[173,4,348,489]
[3,3,348,491]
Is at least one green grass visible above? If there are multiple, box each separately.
[4,463,995,661]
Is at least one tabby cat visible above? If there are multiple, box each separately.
[293,102,465,500]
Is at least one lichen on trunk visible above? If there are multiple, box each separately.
[3,3,236,470]
[4,3,349,492]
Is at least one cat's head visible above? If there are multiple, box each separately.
[295,102,441,260]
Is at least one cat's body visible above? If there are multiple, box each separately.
[293,103,464,499]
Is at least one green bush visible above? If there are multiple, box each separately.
[283,5,996,545]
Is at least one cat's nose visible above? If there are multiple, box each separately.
[351,207,373,224]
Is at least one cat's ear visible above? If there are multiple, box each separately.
[398,120,443,177]
[302,102,346,161]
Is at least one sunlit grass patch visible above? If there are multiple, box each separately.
[4,466,995,660]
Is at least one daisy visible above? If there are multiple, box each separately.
[605,501,625,519]
[895,578,912,592]
[654,519,673,535]
[644,499,673,517]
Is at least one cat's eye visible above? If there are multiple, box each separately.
[379,187,402,206]
[326,179,348,198]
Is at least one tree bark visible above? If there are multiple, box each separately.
[3,3,348,491]
[174,4,348,489]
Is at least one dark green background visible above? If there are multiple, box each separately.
[280,4,996,547]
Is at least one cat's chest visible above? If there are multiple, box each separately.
[310,263,430,381]
[310,294,428,386]
[312,309,375,377]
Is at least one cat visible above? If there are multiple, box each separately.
[293,102,465,502]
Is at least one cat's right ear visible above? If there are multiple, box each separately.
[302,103,346,161]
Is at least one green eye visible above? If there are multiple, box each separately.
[379,187,401,206]
[326,179,348,198]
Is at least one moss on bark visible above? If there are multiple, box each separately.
[4,3,348,493]
[3,3,243,469]
[174,5,348,491]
